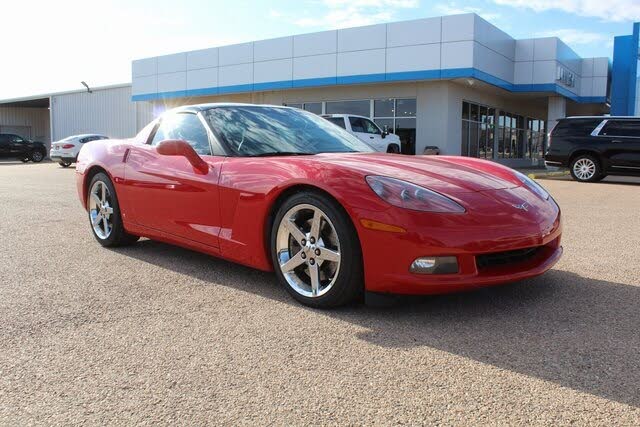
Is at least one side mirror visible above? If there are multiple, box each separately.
[381,125,390,138]
[156,139,209,174]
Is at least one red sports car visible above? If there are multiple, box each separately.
[76,103,562,307]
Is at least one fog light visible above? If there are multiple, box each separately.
[410,256,459,274]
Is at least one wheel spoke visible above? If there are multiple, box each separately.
[104,206,114,215]
[281,250,305,271]
[310,209,322,240]
[102,217,109,235]
[100,183,106,203]
[309,262,320,296]
[92,213,103,226]
[91,193,101,207]
[283,219,306,244]
[317,248,340,263]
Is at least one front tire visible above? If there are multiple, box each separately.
[87,173,139,247]
[386,144,400,154]
[570,155,602,182]
[270,191,363,308]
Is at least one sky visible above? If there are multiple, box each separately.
[1,0,639,99]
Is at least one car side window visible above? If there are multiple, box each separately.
[600,121,640,138]
[12,135,25,143]
[151,113,212,155]
[363,118,381,135]
[325,117,346,129]
[349,117,366,132]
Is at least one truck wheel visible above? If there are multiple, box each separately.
[386,144,400,154]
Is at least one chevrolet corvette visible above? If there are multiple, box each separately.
[76,103,562,307]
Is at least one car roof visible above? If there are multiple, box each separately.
[63,133,107,139]
[562,116,639,120]
[321,114,369,119]
[169,103,292,114]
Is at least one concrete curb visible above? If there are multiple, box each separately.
[526,170,570,179]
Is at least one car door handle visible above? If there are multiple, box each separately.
[369,136,374,139]
[611,140,623,144]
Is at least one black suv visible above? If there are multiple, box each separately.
[545,117,640,182]
[0,134,48,163]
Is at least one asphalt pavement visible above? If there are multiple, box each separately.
[1,161,639,425]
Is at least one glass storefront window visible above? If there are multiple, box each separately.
[286,103,302,109]
[325,100,370,117]
[374,99,395,117]
[374,118,393,134]
[303,102,322,115]
[395,118,416,155]
[396,98,416,117]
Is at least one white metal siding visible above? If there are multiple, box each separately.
[51,86,137,141]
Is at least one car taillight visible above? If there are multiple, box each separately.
[62,144,74,149]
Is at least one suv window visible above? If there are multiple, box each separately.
[349,117,381,134]
[151,113,212,155]
[325,117,346,129]
[11,135,25,143]
[551,119,601,137]
[600,120,640,138]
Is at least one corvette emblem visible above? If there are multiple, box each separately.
[512,202,530,211]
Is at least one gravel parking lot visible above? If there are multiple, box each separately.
[1,162,639,425]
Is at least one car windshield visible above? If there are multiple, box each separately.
[204,106,374,156]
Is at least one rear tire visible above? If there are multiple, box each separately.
[59,162,72,168]
[270,191,363,308]
[31,150,45,162]
[20,157,30,163]
[87,172,139,247]
[570,154,602,182]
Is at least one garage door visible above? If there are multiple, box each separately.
[0,125,32,139]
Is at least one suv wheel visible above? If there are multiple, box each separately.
[31,150,45,162]
[570,155,601,182]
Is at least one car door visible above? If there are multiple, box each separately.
[9,135,28,157]
[597,120,640,172]
[348,117,385,151]
[123,112,224,248]
[0,135,10,157]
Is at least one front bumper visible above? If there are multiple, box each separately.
[354,188,563,295]
[50,154,77,163]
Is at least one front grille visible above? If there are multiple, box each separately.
[476,246,542,270]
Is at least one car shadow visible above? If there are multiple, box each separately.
[114,239,640,408]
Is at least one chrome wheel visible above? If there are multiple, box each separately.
[275,204,341,298]
[88,180,114,240]
[31,151,43,162]
[573,158,596,181]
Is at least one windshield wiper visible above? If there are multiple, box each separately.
[251,151,316,157]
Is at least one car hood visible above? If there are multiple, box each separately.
[313,153,522,194]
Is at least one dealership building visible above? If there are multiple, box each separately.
[2,14,637,167]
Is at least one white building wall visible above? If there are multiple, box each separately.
[132,13,609,103]
[51,85,152,141]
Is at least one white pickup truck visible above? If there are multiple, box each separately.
[322,114,401,153]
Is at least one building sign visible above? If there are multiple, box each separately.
[556,66,576,88]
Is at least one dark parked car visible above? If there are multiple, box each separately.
[0,133,47,162]
[545,116,640,182]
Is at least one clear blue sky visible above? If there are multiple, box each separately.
[2,0,638,99]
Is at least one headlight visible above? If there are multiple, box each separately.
[366,176,465,213]
[514,171,549,200]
